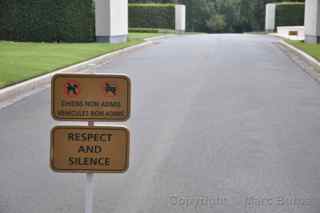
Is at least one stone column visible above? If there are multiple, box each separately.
[175,4,186,33]
[265,3,276,32]
[95,0,128,43]
[305,0,320,43]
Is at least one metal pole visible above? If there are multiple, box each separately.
[85,121,95,213]
[85,173,94,213]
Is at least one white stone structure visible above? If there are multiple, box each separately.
[175,4,186,33]
[277,26,305,40]
[265,3,276,32]
[95,0,128,43]
[304,0,320,43]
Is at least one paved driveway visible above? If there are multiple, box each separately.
[1,34,320,213]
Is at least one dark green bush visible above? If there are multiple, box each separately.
[129,27,175,33]
[129,4,175,29]
[0,0,95,42]
[275,2,305,27]
[129,28,161,33]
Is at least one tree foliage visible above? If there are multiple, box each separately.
[129,0,305,32]
[206,14,226,33]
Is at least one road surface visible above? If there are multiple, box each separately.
[1,34,320,213]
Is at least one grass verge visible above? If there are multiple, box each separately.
[0,39,141,88]
[0,32,168,89]
[286,40,320,61]
[128,32,168,39]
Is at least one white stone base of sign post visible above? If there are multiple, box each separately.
[95,0,128,43]
[305,0,320,43]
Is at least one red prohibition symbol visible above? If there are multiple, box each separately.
[64,80,80,97]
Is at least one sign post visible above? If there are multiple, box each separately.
[50,126,130,172]
[86,121,95,213]
[85,172,94,213]
[50,73,131,213]
[51,74,131,121]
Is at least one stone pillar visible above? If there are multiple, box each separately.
[175,4,186,33]
[305,0,320,43]
[265,3,276,32]
[95,0,128,43]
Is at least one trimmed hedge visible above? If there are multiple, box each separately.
[129,4,175,30]
[275,2,305,27]
[129,27,175,33]
[0,0,95,42]
[129,28,161,33]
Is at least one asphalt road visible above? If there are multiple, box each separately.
[1,34,320,213]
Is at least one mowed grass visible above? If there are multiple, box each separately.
[129,32,166,39]
[287,40,320,61]
[0,38,144,88]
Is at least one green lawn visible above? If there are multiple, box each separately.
[0,32,167,89]
[286,40,320,61]
[128,32,167,39]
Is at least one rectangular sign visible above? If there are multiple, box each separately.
[51,74,131,121]
[50,126,129,173]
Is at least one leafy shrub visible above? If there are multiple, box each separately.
[275,2,305,27]
[129,4,175,29]
[129,28,175,33]
[129,28,161,33]
[0,0,95,42]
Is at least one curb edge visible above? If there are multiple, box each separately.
[0,40,153,109]
[279,40,320,82]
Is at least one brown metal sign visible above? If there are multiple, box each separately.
[50,126,130,173]
[51,74,131,121]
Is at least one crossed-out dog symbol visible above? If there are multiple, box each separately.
[64,81,80,97]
